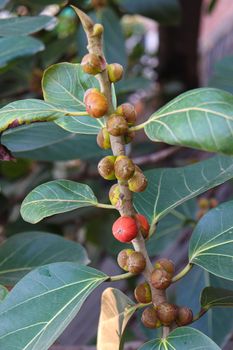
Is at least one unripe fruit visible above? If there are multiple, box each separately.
[107,114,128,136]
[112,216,138,243]
[210,198,218,208]
[114,156,135,181]
[97,127,111,149]
[81,53,105,75]
[128,166,148,193]
[98,156,116,180]
[93,23,104,36]
[135,214,150,239]
[117,249,134,271]
[176,306,193,326]
[154,258,175,277]
[107,63,124,83]
[134,282,152,304]
[127,251,146,274]
[141,307,162,329]
[116,103,137,125]
[84,88,108,118]
[109,184,121,206]
[156,303,178,326]
[151,268,172,290]
[198,197,209,210]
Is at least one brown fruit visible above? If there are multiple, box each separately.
[97,127,111,149]
[127,252,146,274]
[117,249,134,271]
[141,307,162,329]
[107,114,128,136]
[81,53,106,75]
[116,103,137,125]
[84,88,108,118]
[107,63,124,83]
[98,156,116,180]
[114,156,135,181]
[154,258,175,277]
[128,166,148,192]
[151,268,172,290]
[157,303,178,326]
[109,184,121,206]
[176,306,193,326]
[134,282,152,304]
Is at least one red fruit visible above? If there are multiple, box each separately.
[112,216,138,243]
[135,213,150,239]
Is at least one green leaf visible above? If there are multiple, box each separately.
[118,0,181,25]
[0,232,89,286]
[2,123,108,161]
[97,288,137,350]
[0,99,67,133]
[144,88,233,155]
[201,287,233,309]
[189,200,233,281]
[21,180,98,224]
[0,263,107,350]
[134,155,233,232]
[139,327,220,349]
[55,115,104,135]
[0,36,44,67]
[0,285,8,301]
[0,16,53,36]
[42,62,98,111]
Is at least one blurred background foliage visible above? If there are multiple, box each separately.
[1,0,233,348]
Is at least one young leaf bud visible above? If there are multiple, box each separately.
[135,213,150,239]
[128,251,146,274]
[84,88,108,118]
[116,103,137,125]
[134,282,152,304]
[128,166,148,192]
[81,53,106,75]
[98,156,116,180]
[156,303,178,326]
[107,114,128,136]
[107,63,124,83]
[114,155,135,181]
[97,127,111,149]
[176,306,193,326]
[151,268,172,290]
[141,307,162,329]
[112,216,138,243]
[154,258,175,277]
[117,249,134,271]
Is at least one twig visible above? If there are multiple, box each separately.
[72,5,167,320]
[132,146,180,166]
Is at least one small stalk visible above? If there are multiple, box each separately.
[192,308,208,322]
[96,203,115,210]
[172,263,193,283]
[108,271,135,282]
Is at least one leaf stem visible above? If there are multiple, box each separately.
[192,308,208,322]
[108,272,135,282]
[96,203,115,210]
[66,111,89,116]
[129,121,148,132]
[172,263,193,283]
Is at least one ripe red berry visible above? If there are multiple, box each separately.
[112,216,138,243]
[135,213,150,239]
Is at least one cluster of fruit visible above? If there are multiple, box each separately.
[118,255,193,328]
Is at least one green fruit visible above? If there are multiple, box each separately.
[109,184,121,206]
[97,127,111,149]
[98,156,116,180]
[128,166,148,192]
[107,63,124,83]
